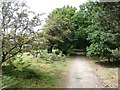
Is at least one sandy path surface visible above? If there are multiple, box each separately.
[66,56,106,88]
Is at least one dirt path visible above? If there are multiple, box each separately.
[66,56,111,88]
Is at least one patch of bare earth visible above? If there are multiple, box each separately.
[89,59,118,88]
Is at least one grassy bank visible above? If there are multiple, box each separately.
[2,52,71,89]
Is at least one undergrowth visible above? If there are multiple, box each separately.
[1,50,69,89]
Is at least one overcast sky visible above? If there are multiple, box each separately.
[25,0,88,14]
[20,0,88,20]
[19,0,89,30]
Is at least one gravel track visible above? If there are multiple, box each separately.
[66,56,107,88]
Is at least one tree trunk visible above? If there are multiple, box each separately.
[62,50,68,55]
[108,57,111,63]
[2,53,6,63]
[47,46,52,53]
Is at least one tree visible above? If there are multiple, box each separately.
[43,6,76,53]
[86,2,120,61]
[97,2,120,61]
[1,1,42,64]
[70,3,95,50]
[44,1,120,61]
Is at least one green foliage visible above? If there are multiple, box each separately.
[13,57,31,69]
[39,50,66,62]
[43,2,120,61]
[2,53,69,88]
[2,1,120,89]
[87,43,111,57]
[1,76,19,89]
[112,48,120,60]
[86,1,120,61]
[1,1,42,64]
[43,6,76,53]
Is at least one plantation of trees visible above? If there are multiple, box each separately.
[0,1,120,89]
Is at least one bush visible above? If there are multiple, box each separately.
[112,48,120,61]
[86,43,106,57]
[39,50,66,62]
[13,57,31,69]
[55,50,61,55]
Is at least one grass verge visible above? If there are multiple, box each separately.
[2,53,71,88]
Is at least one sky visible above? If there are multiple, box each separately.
[25,0,88,14]
[19,0,88,30]
[21,0,88,19]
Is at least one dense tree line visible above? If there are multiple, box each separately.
[44,2,120,62]
[1,1,120,65]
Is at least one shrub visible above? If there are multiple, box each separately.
[112,48,120,61]
[13,57,31,69]
[39,50,66,62]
